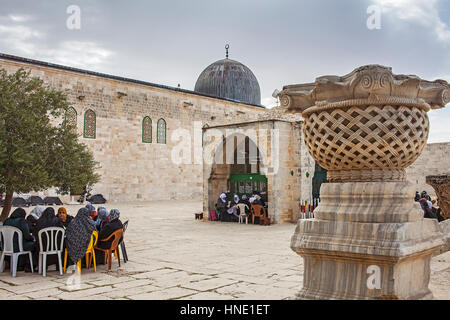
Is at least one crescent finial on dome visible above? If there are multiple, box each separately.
[225,44,230,59]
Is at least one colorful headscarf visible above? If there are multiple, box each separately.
[219,193,227,203]
[85,204,97,219]
[58,207,68,222]
[30,205,45,220]
[65,208,96,264]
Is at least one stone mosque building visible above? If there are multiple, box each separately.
[0,50,448,223]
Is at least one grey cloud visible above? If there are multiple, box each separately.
[0,0,448,141]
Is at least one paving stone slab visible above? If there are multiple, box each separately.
[181,292,235,300]
[182,278,239,291]
[127,287,198,300]
[104,285,162,299]
[0,201,447,300]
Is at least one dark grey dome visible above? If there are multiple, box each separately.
[194,58,261,105]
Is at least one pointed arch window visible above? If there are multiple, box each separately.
[65,107,77,131]
[157,118,166,144]
[84,109,96,139]
[142,116,152,143]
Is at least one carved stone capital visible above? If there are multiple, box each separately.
[280,65,448,182]
[279,64,449,113]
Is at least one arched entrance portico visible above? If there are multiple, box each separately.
[202,119,304,224]
[207,132,268,221]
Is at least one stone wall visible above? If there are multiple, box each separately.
[269,121,303,223]
[1,56,448,218]
[406,142,450,198]
[0,57,267,202]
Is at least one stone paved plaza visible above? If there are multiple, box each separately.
[0,201,448,300]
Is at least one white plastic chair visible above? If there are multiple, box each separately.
[37,227,65,277]
[0,226,34,277]
[237,203,249,224]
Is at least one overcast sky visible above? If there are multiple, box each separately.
[0,0,449,142]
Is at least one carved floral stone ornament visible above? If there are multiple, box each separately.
[279,65,449,182]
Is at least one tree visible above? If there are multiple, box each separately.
[0,68,100,221]
[49,120,100,196]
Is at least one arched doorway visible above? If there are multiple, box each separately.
[207,133,267,217]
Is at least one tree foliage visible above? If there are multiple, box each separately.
[0,68,100,221]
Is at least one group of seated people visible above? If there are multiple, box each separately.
[415,190,445,222]
[215,191,268,223]
[1,203,124,273]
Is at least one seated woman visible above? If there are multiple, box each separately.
[65,208,96,268]
[240,195,251,208]
[57,207,74,229]
[260,191,268,206]
[414,191,421,202]
[419,197,437,219]
[232,194,240,206]
[26,205,45,236]
[238,194,251,219]
[33,207,64,272]
[94,209,123,264]
[95,206,109,232]
[249,194,264,208]
[4,208,37,272]
[216,193,229,222]
[226,194,241,221]
[85,204,98,222]
[431,200,445,222]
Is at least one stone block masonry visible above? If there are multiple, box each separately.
[0,56,266,202]
[406,142,450,198]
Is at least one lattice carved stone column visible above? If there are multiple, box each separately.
[280,65,449,299]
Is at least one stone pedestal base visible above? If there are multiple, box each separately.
[291,182,444,300]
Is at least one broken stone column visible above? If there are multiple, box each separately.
[426,174,450,219]
[280,65,449,299]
